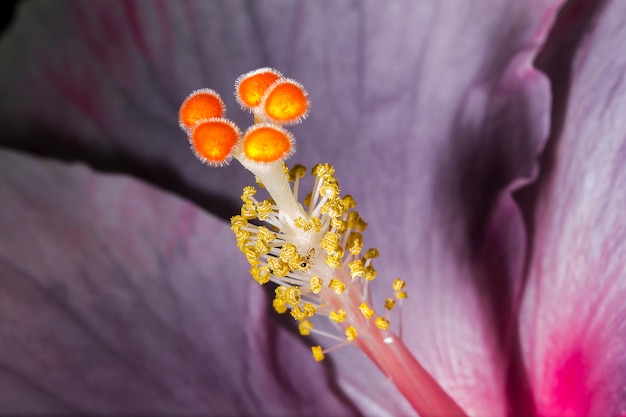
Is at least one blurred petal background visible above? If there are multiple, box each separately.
[0,1,624,416]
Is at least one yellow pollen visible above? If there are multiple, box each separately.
[346,232,363,255]
[349,259,365,278]
[240,186,256,202]
[299,320,313,336]
[397,290,408,299]
[290,306,307,321]
[255,200,273,220]
[311,345,324,361]
[328,278,346,295]
[309,276,323,294]
[326,253,343,269]
[312,163,335,178]
[241,202,256,219]
[342,195,357,210]
[345,326,358,342]
[363,266,377,281]
[320,232,341,252]
[250,266,270,285]
[384,298,396,310]
[364,248,380,259]
[243,124,294,163]
[288,164,307,181]
[393,278,407,292]
[273,297,287,314]
[302,302,317,317]
[329,309,346,323]
[375,317,390,330]
[263,79,309,124]
[285,287,302,305]
[359,302,374,319]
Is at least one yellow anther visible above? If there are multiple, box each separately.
[250,266,270,285]
[241,202,256,219]
[393,278,406,292]
[302,302,316,317]
[363,266,377,281]
[299,320,313,336]
[364,248,380,259]
[241,186,256,203]
[320,178,340,199]
[285,286,302,305]
[234,229,250,250]
[375,317,390,330]
[328,278,346,295]
[326,253,343,269]
[397,291,408,299]
[329,309,346,323]
[256,226,276,243]
[310,218,322,232]
[256,200,273,220]
[309,276,323,294]
[254,239,270,255]
[290,306,307,321]
[243,246,259,266]
[346,232,363,255]
[384,298,396,311]
[230,215,248,232]
[359,302,374,319]
[303,191,312,208]
[342,195,357,210]
[320,232,341,252]
[279,244,300,269]
[267,257,289,277]
[312,163,335,178]
[294,217,317,231]
[311,345,324,362]
[345,326,358,342]
[321,198,346,218]
[273,297,287,314]
[349,259,365,278]
[330,218,347,233]
[347,211,368,231]
[288,164,307,181]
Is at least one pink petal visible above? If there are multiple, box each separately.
[519,2,626,415]
[0,149,356,416]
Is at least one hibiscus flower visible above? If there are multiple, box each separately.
[0,1,624,416]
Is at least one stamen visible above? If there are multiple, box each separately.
[178,68,468,417]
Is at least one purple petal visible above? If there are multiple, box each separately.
[0,1,566,414]
[519,2,626,416]
[0,149,356,416]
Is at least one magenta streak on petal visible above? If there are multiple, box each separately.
[551,350,590,415]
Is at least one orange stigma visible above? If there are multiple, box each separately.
[263,79,309,124]
[235,68,282,110]
[179,89,224,130]
[190,118,240,165]
[243,124,294,163]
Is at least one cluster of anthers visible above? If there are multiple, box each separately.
[178,68,407,362]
